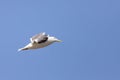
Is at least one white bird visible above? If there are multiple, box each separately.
[18,32,61,51]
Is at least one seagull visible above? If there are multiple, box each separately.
[18,32,61,51]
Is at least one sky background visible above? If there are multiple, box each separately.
[0,0,120,80]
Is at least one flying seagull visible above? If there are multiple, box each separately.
[18,32,61,51]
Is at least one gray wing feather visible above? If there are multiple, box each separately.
[30,32,48,43]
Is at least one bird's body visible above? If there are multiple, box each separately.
[18,32,61,51]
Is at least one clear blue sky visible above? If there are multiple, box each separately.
[0,0,120,80]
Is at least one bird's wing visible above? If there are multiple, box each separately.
[30,32,48,43]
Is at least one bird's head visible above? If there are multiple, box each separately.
[48,36,62,42]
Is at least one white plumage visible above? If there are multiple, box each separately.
[18,32,61,51]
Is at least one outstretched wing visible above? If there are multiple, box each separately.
[30,32,48,43]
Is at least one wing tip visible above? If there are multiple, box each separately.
[18,48,24,51]
[42,32,46,35]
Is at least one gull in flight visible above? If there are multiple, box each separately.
[18,32,61,51]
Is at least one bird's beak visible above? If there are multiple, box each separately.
[55,39,62,42]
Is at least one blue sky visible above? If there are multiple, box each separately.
[0,0,120,80]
